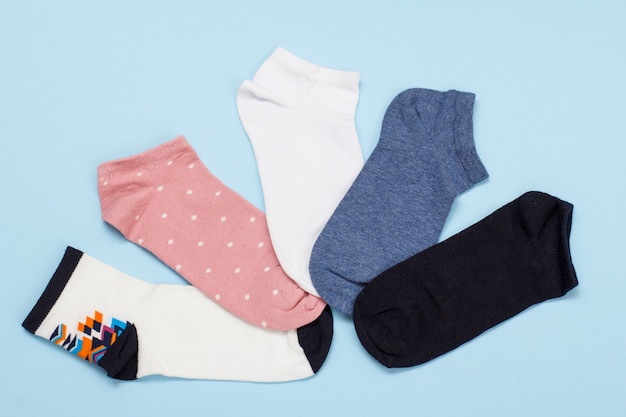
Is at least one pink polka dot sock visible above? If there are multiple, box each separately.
[97,135,326,330]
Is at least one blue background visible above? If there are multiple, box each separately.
[1,1,625,416]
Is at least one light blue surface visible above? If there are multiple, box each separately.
[1,1,624,416]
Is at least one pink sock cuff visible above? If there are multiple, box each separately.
[97,135,194,179]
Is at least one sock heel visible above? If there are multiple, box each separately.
[237,79,294,108]
[98,183,154,240]
[519,191,560,239]
[97,322,139,380]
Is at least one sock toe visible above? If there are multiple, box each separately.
[297,305,333,373]
[354,291,429,368]
[353,300,394,367]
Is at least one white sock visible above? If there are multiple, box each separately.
[22,247,333,382]
[236,47,363,296]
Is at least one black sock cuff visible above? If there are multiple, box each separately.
[22,246,83,334]
[518,191,579,294]
[556,194,579,294]
[297,305,333,374]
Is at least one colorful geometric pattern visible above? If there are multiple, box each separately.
[49,310,127,364]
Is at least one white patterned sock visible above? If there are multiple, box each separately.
[22,247,333,382]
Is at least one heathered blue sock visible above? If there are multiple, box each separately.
[309,88,489,315]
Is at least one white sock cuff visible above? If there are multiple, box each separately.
[252,47,360,93]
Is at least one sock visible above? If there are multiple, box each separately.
[353,191,578,368]
[236,47,363,296]
[22,246,333,382]
[97,136,326,330]
[309,88,489,315]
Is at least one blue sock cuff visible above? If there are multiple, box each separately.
[450,90,489,189]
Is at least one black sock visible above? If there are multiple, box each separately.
[353,191,578,368]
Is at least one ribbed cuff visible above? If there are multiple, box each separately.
[22,246,83,334]
[451,91,489,186]
[97,135,196,179]
[558,197,579,293]
[259,47,360,92]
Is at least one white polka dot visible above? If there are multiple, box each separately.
[264,266,270,272]
[272,289,279,296]
[215,294,221,301]
[234,267,241,273]
[186,189,193,195]
[220,216,226,222]
[215,191,221,196]
[257,242,264,248]
[188,163,195,169]
[167,160,173,166]
[205,267,211,273]
[191,214,197,221]
[157,185,164,192]
[227,242,233,248]
[102,181,108,186]
[138,238,144,245]
[167,239,174,245]
[175,264,181,271]
[244,293,250,300]
[250,217,256,222]
[137,172,142,176]
[261,321,267,328]
[161,213,168,219]
[135,215,140,221]
[197,241,204,247]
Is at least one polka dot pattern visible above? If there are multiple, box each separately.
[96,135,326,330]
